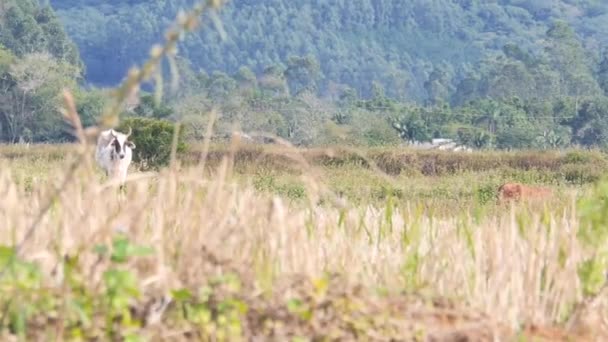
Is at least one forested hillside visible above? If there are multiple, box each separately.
[0,0,83,142]
[50,0,608,102]
[2,0,608,150]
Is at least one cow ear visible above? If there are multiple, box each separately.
[126,141,136,149]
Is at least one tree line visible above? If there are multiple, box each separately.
[2,0,608,150]
[50,0,608,101]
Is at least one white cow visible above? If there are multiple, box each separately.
[95,127,136,187]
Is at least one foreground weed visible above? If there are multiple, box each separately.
[0,246,44,340]
[0,235,153,340]
[576,178,608,296]
[170,273,248,341]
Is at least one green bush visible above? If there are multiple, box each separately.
[563,151,592,164]
[117,117,187,169]
[577,177,608,296]
[561,164,602,185]
[475,183,498,205]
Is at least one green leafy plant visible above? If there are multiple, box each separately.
[475,183,498,205]
[576,177,608,295]
[169,273,248,340]
[0,235,154,340]
[93,234,155,339]
[117,117,187,169]
[0,246,44,339]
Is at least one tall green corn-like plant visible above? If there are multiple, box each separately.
[577,178,608,296]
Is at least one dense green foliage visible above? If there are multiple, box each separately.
[0,0,607,150]
[50,0,608,101]
[117,117,186,168]
[1,0,81,67]
[0,0,83,142]
[41,0,608,150]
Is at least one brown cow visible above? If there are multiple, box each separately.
[497,182,553,203]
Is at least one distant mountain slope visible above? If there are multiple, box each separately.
[1,0,81,66]
[49,0,608,101]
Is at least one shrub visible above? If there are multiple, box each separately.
[350,109,402,147]
[563,151,592,164]
[117,117,187,169]
[561,164,602,185]
[475,183,498,205]
[577,177,608,295]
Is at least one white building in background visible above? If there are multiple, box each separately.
[408,138,473,152]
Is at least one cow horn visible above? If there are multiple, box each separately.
[110,129,117,138]
[126,126,132,137]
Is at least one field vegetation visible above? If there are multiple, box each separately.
[2,141,608,340]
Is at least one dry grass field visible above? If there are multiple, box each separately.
[1,141,608,341]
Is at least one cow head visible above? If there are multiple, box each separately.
[109,127,136,160]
